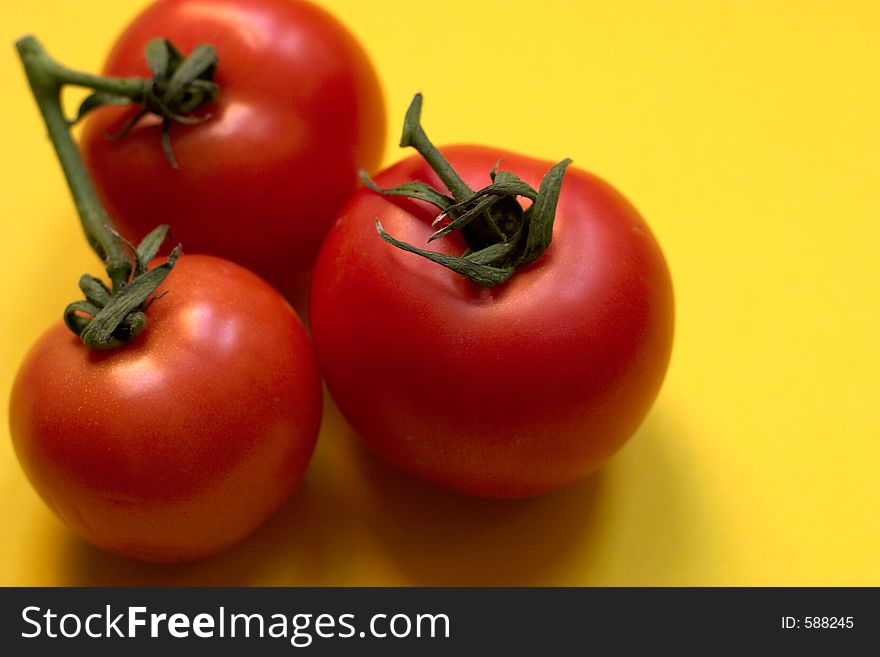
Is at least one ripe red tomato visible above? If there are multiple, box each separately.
[9,255,322,562]
[80,0,386,295]
[310,145,674,499]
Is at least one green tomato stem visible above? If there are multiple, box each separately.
[400,93,475,203]
[16,35,190,349]
[16,35,133,291]
[30,47,147,99]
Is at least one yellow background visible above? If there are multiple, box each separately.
[1,0,878,586]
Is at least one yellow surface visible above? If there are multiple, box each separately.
[1,0,878,586]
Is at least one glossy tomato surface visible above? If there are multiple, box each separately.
[310,145,674,499]
[81,0,385,295]
[9,255,322,562]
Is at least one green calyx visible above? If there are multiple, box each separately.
[64,226,182,350]
[362,93,571,287]
[17,35,184,350]
[16,35,218,169]
[72,38,219,169]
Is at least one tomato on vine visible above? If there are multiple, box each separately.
[12,36,322,562]
[310,94,674,499]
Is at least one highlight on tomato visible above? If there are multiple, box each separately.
[12,36,322,562]
[310,94,675,499]
[78,0,386,297]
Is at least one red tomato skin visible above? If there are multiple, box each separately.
[9,255,322,562]
[80,0,385,295]
[310,145,674,499]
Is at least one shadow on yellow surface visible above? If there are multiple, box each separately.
[53,398,694,586]
[347,443,604,586]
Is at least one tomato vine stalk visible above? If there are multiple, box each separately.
[15,35,216,349]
